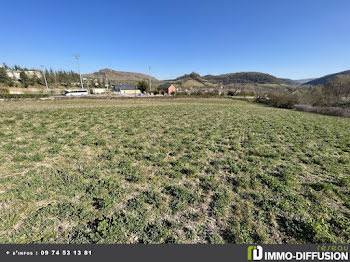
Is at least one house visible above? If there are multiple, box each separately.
[157,84,176,95]
[112,85,141,95]
[90,88,107,94]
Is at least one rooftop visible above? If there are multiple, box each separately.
[112,85,137,90]
[157,84,173,90]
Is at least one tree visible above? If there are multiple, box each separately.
[227,90,237,96]
[20,71,29,88]
[0,67,10,83]
[2,63,9,69]
[13,64,21,71]
[30,74,41,86]
[325,75,350,98]
[137,80,149,93]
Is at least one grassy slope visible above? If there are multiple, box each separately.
[84,69,158,86]
[0,98,349,244]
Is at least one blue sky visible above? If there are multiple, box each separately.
[1,0,349,80]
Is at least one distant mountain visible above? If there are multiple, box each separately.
[202,72,284,85]
[280,78,316,85]
[294,78,315,85]
[84,68,158,85]
[163,72,286,88]
[279,78,299,85]
[85,69,318,89]
[303,70,350,85]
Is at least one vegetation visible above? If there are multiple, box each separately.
[0,87,9,94]
[84,69,157,87]
[303,70,350,86]
[175,72,206,84]
[256,92,298,109]
[0,98,349,244]
[136,80,150,93]
[0,67,11,85]
[255,75,350,116]
[0,64,81,88]
[316,75,350,106]
[174,91,224,97]
[203,72,284,85]
[0,94,50,99]
[19,72,29,88]
[45,70,80,87]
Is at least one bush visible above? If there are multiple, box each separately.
[0,87,9,94]
[294,105,350,118]
[267,92,298,109]
[307,86,331,106]
[0,93,50,99]
[236,90,255,97]
[227,90,236,96]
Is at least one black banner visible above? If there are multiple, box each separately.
[0,244,348,262]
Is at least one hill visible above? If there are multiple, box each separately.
[303,70,350,85]
[162,72,287,88]
[84,68,158,85]
[159,72,216,89]
[279,78,315,85]
[294,78,316,85]
[279,78,299,85]
[202,72,284,85]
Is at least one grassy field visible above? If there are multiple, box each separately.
[0,98,349,244]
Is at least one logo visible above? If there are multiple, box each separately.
[247,245,263,261]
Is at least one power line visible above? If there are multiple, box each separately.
[105,72,109,89]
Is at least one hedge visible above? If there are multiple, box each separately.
[0,94,50,99]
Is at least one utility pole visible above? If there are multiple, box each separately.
[40,65,49,90]
[74,55,84,89]
[148,66,152,92]
[105,72,109,89]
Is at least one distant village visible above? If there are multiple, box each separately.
[1,66,233,97]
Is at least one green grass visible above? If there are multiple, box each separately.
[0,98,349,243]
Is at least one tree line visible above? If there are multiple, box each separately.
[255,74,350,117]
[0,63,80,88]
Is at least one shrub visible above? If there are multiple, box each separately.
[0,87,9,94]
[294,105,350,118]
[236,90,255,97]
[306,86,331,106]
[0,93,50,99]
[175,91,222,97]
[267,92,298,109]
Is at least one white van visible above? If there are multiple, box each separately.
[64,90,89,96]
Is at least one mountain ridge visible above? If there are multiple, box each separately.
[84,68,322,87]
[303,70,350,85]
